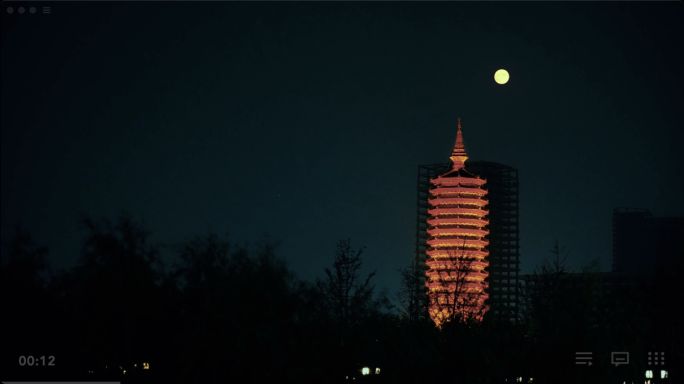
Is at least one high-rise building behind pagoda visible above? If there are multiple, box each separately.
[423,119,490,327]
[465,161,519,321]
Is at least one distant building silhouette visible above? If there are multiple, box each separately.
[612,207,684,272]
[517,206,683,324]
[415,119,520,323]
[518,270,655,300]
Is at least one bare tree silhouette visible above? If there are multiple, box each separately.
[397,261,429,324]
[316,239,377,345]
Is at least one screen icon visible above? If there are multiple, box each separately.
[575,352,592,366]
[611,352,629,367]
[648,352,664,366]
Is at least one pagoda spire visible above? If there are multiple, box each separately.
[449,118,469,170]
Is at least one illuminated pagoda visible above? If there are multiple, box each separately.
[425,119,490,327]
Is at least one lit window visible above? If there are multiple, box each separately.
[661,371,668,379]
[123,370,126,374]
[375,368,380,374]
[362,367,370,375]
[143,362,149,370]
[646,371,653,378]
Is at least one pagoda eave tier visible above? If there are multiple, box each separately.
[426,249,489,258]
[426,281,487,290]
[426,269,487,277]
[430,198,488,206]
[427,208,488,216]
[426,238,488,248]
[427,228,488,237]
[426,256,487,263]
[428,278,486,285]
[427,265,488,274]
[431,177,486,187]
[427,218,488,227]
[426,260,488,269]
[431,187,488,196]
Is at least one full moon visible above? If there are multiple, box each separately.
[494,69,509,84]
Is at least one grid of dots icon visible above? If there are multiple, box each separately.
[648,352,664,365]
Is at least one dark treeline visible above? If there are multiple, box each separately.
[1,213,681,383]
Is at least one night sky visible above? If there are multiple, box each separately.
[2,2,683,302]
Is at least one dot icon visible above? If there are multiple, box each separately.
[30,7,36,14]
[7,7,14,14]
[648,352,665,365]
[18,7,25,14]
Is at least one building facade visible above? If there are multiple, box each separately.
[465,161,520,321]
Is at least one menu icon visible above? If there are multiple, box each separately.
[575,352,592,366]
[43,7,50,14]
[648,352,664,365]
